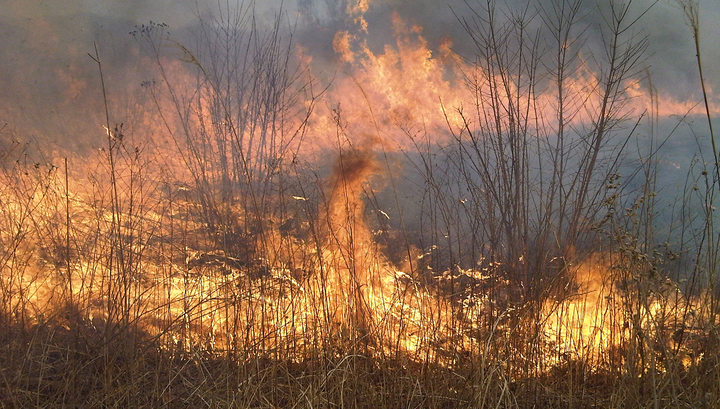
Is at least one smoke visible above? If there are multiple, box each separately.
[1,0,718,243]
[325,135,381,249]
[2,0,717,146]
[291,0,720,105]
[330,145,378,195]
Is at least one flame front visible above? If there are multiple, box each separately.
[2,2,720,406]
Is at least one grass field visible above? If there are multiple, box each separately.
[1,0,720,407]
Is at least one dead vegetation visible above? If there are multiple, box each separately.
[2,0,720,407]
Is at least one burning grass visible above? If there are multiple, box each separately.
[1,140,719,408]
[3,0,720,407]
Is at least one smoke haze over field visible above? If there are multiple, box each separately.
[7,4,720,404]
[1,0,719,169]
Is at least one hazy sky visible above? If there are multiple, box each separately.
[1,0,719,153]
[1,0,718,248]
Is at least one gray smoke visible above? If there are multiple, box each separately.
[1,0,718,158]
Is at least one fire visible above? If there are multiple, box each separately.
[542,254,623,366]
[313,12,467,150]
[3,4,720,406]
[541,251,706,373]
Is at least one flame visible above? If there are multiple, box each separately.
[3,2,720,386]
[541,252,704,373]
[542,254,622,365]
[310,12,467,150]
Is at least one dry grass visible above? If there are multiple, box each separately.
[1,142,719,408]
[2,0,720,407]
